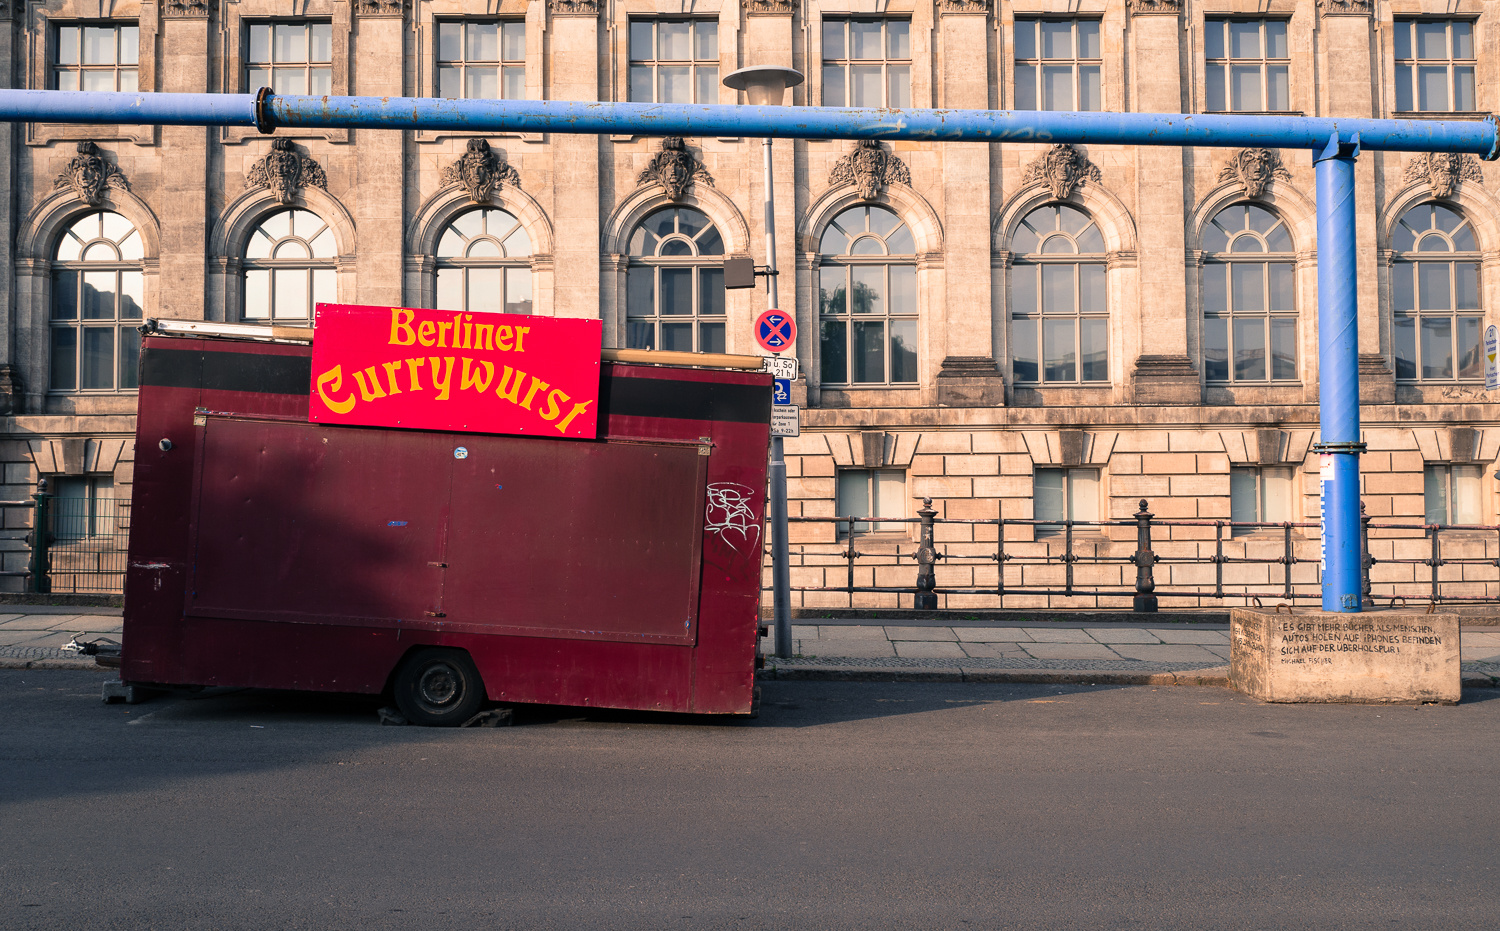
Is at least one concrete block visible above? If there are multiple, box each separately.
[1230,609,1460,703]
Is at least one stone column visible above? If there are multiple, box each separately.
[351,4,405,306]
[156,3,212,321]
[1127,1,1197,404]
[547,0,600,321]
[1320,3,1390,402]
[0,3,19,411]
[935,0,1001,407]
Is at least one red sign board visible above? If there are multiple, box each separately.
[755,309,796,353]
[309,303,602,439]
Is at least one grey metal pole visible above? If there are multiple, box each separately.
[763,136,793,659]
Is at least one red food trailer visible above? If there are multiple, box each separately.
[119,315,772,724]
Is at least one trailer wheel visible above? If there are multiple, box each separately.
[392,649,485,727]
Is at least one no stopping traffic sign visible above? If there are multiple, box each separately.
[755,309,796,353]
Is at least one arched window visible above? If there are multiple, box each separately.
[435,207,534,315]
[818,205,917,385]
[1009,204,1107,384]
[1202,204,1297,383]
[1392,204,1482,381]
[241,209,336,324]
[626,206,724,352]
[51,211,144,392]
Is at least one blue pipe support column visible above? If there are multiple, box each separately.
[1315,134,1364,613]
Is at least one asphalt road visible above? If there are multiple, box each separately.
[2,670,1497,931]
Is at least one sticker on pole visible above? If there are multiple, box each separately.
[755,310,796,353]
[1486,324,1498,391]
[771,405,800,437]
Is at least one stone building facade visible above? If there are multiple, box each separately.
[0,0,1497,604]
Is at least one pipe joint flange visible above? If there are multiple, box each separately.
[1310,441,1368,455]
[254,87,276,135]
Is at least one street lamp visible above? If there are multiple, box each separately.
[724,65,803,659]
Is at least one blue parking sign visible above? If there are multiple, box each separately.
[773,378,791,404]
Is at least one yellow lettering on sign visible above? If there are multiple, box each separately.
[353,367,387,401]
[540,388,569,421]
[496,365,526,404]
[381,360,404,396]
[556,398,593,432]
[404,357,427,392]
[475,323,495,352]
[494,326,514,351]
[437,321,453,348]
[389,308,416,346]
[429,356,455,401]
[520,376,550,410]
[417,321,436,347]
[514,326,530,352]
[460,358,495,393]
[316,365,357,414]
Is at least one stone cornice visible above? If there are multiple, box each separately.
[161,0,211,17]
[937,0,990,14]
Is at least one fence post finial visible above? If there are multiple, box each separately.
[915,497,938,610]
[1131,499,1157,613]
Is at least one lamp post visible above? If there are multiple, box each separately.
[723,65,803,658]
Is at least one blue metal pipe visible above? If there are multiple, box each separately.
[1315,135,1363,613]
[5,88,1483,615]
[0,89,1495,157]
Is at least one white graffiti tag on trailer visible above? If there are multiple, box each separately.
[704,483,760,553]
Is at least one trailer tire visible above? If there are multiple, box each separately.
[392,649,486,727]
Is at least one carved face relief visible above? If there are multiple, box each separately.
[54,141,130,207]
[1219,148,1291,199]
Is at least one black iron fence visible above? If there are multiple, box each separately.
[0,479,129,595]
[767,497,1500,611]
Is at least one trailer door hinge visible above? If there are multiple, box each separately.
[427,561,448,568]
[699,436,713,456]
[424,611,446,618]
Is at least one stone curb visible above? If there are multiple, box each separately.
[760,664,1234,688]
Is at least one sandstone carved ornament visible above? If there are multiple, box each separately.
[829,139,911,201]
[442,139,521,204]
[352,0,407,15]
[1021,144,1100,200]
[162,0,211,16]
[1218,148,1291,199]
[1126,0,1181,14]
[743,0,795,13]
[246,138,329,205]
[1404,153,1483,200]
[1316,0,1373,14]
[938,0,990,13]
[638,137,714,203]
[53,142,130,207]
[548,0,600,13]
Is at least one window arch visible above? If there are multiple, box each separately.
[1201,204,1297,383]
[818,205,917,385]
[1009,203,1107,384]
[435,207,534,315]
[51,211,144,393]
[626,206,725,352]
[241,209,336,324]
[1392,203,1482,381]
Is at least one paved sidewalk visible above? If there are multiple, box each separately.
[761,620,1500,688]
[0,608,122,669]
[3,609,1497,689]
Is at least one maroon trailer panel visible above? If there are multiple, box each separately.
[123,333,771,717]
